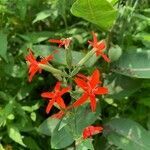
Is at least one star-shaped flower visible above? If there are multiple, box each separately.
[41,82,70,114]
[48,38,71,49]
[25,49,53,82]
[88,32,110,62]
[72,69,108,111]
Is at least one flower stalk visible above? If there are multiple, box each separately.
[71,49,95,77]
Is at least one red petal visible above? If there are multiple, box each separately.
[25,49,36,62]
[92,32,98,44]
[93,126,103,134]
[100,53,110,62]
[97,40,106,50]
[40,55,53,64]
[28,67,39,82]
[41,92,54,99]
[77,73,87,81]
[89,69,100,88]
[56,97,66,109]
[89,94,96,112]
[83,128,90,139]
[74,77,87,90]
[54,82,61,91]
[82,126,103,139]
[59,87,70,96]
[46,99,55,114]
[48,39,62,44]
[94,87,108,95]
[72,93,88,108]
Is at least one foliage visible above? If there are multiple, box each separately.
[0,0,150,150]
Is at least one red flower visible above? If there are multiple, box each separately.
[88,32,110,62]
[41,82,70,114]
[72,69,108,111]
[25,49,53,82]
[83,125,103,139]
[48,38,71,49]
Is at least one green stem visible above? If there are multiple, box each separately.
[71,49,95,77]
[39,64,63,74]
[39,64,67,81]
[66,47,72,70]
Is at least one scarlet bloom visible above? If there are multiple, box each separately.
[48,38,71,49]
[25,49,53,82]
[72,69,108,111]
[83,125,103,139]
[88,32,110,62]
[41,82,70,114]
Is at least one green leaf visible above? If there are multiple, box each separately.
[30,112,36,121]
[104,118,150,150]
[51,125,74,149]
[0,101,14,127]
[38,117,60,136]
[23,137,40,150]
[0,31,7,61]
[60,104,101,139]
[8,126,26,147]
[31,45,97,67]
[18,31,56,44]
[76,139,94,150]
[33,10,52,23]
[71,0,118,30]
[111,50,150,78]
[105,73,142,99]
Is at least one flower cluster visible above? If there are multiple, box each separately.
[25,32,109,139]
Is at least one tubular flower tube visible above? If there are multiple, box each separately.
[41,82,70,114]
[48,38,71,49]
[82,126,103,139]
[72,69,108,112]
[25,49,53,82]
[51,110,65,119]
[88,32,110,62]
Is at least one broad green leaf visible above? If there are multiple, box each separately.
[111,50,150,78]
[104,118,150,150]
[51,125,74,149]
[71,0,118,30]
[105,73,142,99]
[23,137,40,150]
[18,31,58,44]
[31,45,97,67]
[76,139,94,150]
[33,10,53,23]
[8,126,26,147]
[60,104,101,139]
[38,117,60,136]
[0,31,7,61]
